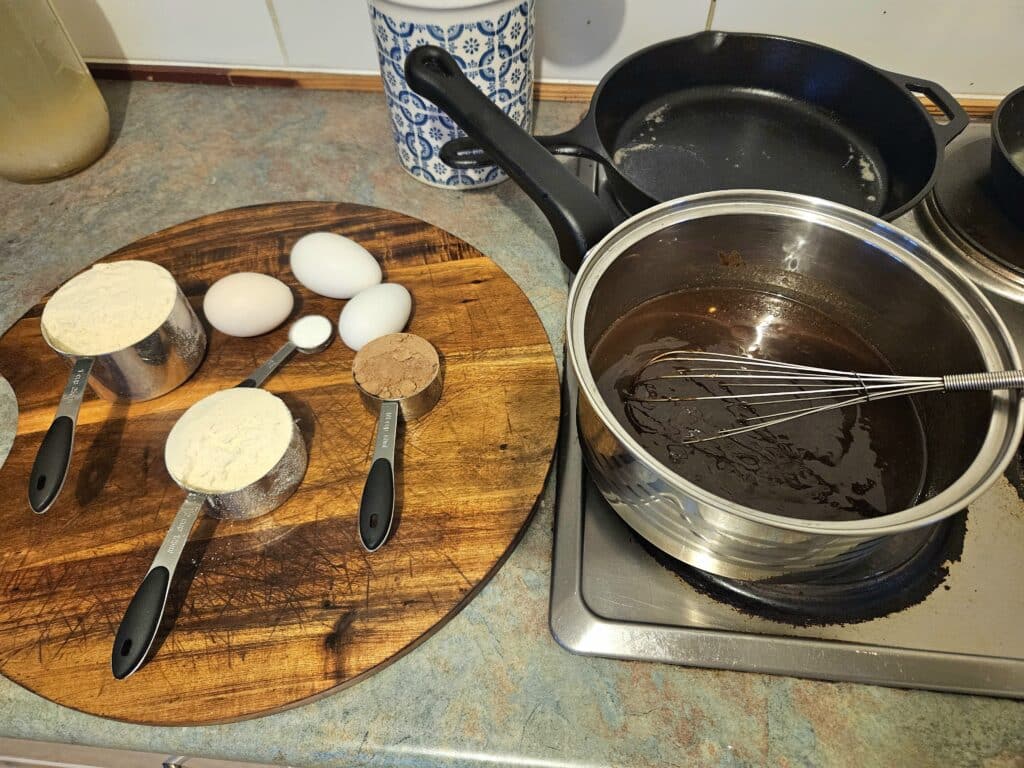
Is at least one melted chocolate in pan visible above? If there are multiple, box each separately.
[590,287,928,522]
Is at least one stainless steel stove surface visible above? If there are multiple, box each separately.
[550,123,1024,699]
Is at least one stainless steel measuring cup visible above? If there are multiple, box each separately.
[352,333,442,552]
[110,316,332,679]
[111,419,306,679]
[29,271,206,514]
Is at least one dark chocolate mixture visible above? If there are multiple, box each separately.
[589,287,927,521]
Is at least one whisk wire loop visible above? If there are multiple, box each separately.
[629,351,1024,444]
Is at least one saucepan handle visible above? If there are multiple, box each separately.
[405,45,613,272]
[884,70,970,147]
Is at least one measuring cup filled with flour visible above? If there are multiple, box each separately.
[30,260,206,514]
[111,387,307,679]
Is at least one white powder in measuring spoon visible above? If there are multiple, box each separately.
[288,314,333,350]
[165,388,294,494]
[41,260,178,356]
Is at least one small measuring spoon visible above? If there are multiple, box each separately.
[352,333,442,552]
[237,314,333,387]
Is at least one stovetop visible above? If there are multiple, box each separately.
[550,122,1024,698]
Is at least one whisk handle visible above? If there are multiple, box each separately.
[942,371,1024,391]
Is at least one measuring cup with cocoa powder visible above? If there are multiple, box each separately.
[352,333,442,552]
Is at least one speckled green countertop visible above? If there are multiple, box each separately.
[1,82,1022,768]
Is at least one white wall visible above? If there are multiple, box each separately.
[52,0,1024,96]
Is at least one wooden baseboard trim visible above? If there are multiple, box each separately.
[534,82,594,102]
[86,62,1000,117]
[941,97,1000,119]
[86,63,384,91]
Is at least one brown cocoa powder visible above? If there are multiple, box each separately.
[352,333,440,400]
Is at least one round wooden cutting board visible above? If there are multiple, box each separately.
[0,202,560,725]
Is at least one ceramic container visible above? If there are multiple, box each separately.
[368,0,534,188]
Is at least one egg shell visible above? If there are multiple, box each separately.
[203,272,294,338]
[338,283,412,351]
[290,231,382,299]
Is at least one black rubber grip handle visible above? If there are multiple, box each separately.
[359,457,394,552]
[111,566,170,680]
[405,45,612,272]
[28,416,74,514]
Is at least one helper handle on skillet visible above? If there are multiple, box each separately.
[28,355,95,514]
[406,46,613,271]
[882,70,970,146]
[111,492,205,679]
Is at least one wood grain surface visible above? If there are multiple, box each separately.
[0,202,560,725]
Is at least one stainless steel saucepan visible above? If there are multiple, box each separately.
[406,52,1024,581]
[568,191,1022,580]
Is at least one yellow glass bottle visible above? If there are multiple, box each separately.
[0,0,110,183]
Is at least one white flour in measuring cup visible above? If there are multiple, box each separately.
[41,260,178,355]
[164,387,295,494]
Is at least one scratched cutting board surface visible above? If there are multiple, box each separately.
[0,202,560,725]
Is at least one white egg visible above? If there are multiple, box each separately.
[290,231,382,299]
[338,283,412,351]
[203,272,294,337]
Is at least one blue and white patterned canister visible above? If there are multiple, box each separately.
[368,0,534,189]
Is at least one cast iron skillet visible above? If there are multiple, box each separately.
[410,31,968,252]
[992,85,1024,228]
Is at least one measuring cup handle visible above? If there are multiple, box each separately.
[359,400,399,552]
[359,458,394,552]
[29,356,94,514]
[28,417,75,514]
[111,566,171,680]
[112,492,204,679]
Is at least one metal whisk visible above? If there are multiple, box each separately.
[628,351,1024,443]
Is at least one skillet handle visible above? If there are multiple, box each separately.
[441,127,603,170]
[406,45,613,273]
[885,71,970,146]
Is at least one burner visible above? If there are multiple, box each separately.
[933,137,1024,271]
[556,129,1024,699]
[643,512,967,626]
